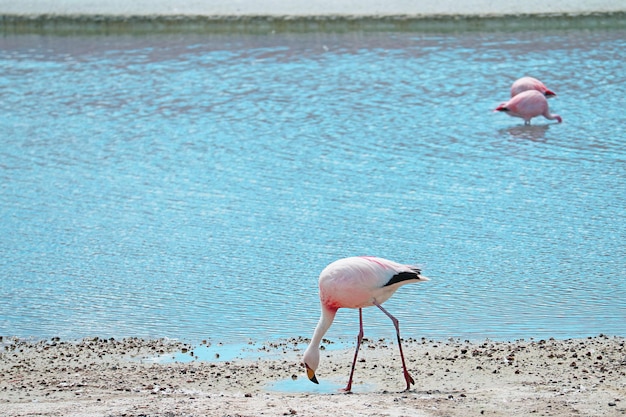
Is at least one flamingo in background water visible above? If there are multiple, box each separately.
[302,256,429,392]
[495,90,562,125]
[510,76,556,98]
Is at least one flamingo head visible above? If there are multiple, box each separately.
[304,362,319,384]
[302,346,320,384]
[544,89,556,98]
[494,103,509,113]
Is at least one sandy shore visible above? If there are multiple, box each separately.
[1,335,625,416]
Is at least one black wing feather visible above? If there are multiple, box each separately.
[383,268,422,287]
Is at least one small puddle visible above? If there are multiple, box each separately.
[267,376,378,394]
[148,342,275,363]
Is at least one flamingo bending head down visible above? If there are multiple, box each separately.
[510,76,556,98]
[495,90,562,125]
[302,256,429,392]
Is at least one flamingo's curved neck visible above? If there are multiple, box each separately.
[545,112,562,123]
[310,306,337,348]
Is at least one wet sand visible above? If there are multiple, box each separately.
[2,335,625,416]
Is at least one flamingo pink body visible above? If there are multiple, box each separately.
[495,90,562,125]
[510,76,556,98]
[302,256,429,392]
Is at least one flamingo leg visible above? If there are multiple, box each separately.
[342,307,364,392]
[373,301,415,391]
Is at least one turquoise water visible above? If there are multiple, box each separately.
[1,28,625,344]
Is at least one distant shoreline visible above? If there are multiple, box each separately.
[1,12,625,34]
[1,0,625,17]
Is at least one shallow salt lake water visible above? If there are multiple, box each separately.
[0,27,625,345]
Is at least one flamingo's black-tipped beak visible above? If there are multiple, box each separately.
[305,363,319,384]
[545,90,556,98]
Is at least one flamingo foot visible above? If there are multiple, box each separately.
[403,371,415,391]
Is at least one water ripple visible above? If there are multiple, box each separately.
[1,29,625,343]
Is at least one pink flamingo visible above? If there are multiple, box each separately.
[302,256,429,392]
[510,76,556,98]
[495,90,562,125]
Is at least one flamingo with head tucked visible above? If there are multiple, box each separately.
[302,256,429,392]
[510,76,556,98]
[495,90,562,125]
